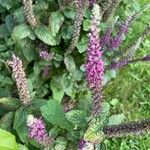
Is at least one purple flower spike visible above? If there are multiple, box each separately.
[108,13,136,50]
[100,28,112,49]
[27,115,53,148]
[85,4,104,116]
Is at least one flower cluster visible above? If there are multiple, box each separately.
[22,0,37,27]
[39,50,53,61]
[8,54,31,105]
[27,115,53,148]
[85,4,104,116]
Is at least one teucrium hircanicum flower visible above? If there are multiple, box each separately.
[27,115,54,148]
[85,4,104,116]
[22,0,37,27]
[8,54,31,105]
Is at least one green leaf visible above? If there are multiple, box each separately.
[64,55,76,73]
[12,24,32,41]
[50,76,65,103]
[108,114,125,125]
[49,11,64,37]
[84,118,105,143]
[41,100,74,131]
[0,112,14,131]
[83,19,91,31]
[13,107,28,142]
[76,35,88,53]
[0,24,10,38]
[0,129,17,150]
[17,144,29,150]
[66,110,87,127]
[0,0,13,9]
[35,25,57,45]
[54,137,68,150]
[0,97,19,110]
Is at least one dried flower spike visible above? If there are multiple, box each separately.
[85,4,104,116]
[23,0,37,27]
[103,0,121,22]
[27,115,54,148]
[67,0,84,54]
[103,119,150,138]
[8,54,31,105]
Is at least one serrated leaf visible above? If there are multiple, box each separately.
[54,137,68,150]
[0,97,20,110]
[49,11,64,37]
[0,129,17,150]
[84,119,105,143]
[50,76,65,103]
[64,55,76,73]
[41,100,74,131]
[35,25,57,45]
[13,107,28,142]
[66,110,87,127]
[12,24,32,41]
[76,35,88,53]
[108,114,125,125]
[0,112,14,131]
[83,19,91,31]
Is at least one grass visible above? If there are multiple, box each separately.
[104,61,150,149]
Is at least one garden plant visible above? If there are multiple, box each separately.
[0,0,150,149]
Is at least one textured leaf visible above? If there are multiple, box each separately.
[54,137,68,150]
[41,100,74,131]
[0,97,20,110]
[12,24,32,41]
[0,112,14,131]
[13,107,28,142]
[50,76,65,103]
[108,114,125,125]
[0,129,17,150]
[49,11,64,37]
[66,110,87,127]
[35,25,57,45]
[77,35,88,53]
[64,55,76,73]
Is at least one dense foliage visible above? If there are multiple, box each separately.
[0,0,149,149]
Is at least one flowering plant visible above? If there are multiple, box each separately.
[0,0,149,149]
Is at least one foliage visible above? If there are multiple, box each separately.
[0,0,149,149]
